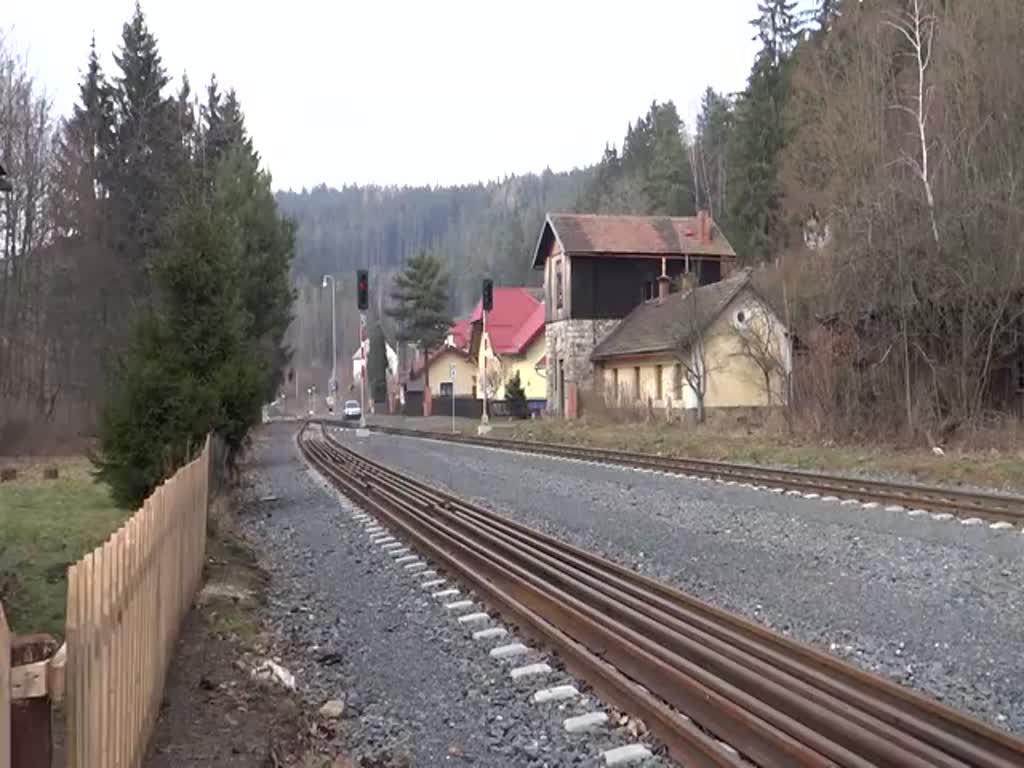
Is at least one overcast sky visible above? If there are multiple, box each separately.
[7,1,768,191]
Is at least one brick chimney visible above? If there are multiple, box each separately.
[679,270,698,295]
[656,274,672,304]
[696,209,711,243]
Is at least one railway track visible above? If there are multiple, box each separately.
[363,425,1024,526]
[299,422,1024,768]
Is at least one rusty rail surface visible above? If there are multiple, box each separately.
[299,423,1024,768]
[360,425,1024,524]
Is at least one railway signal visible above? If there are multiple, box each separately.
[357,269,369,310]
[482,278,493,312]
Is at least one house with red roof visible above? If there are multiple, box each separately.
[408,286,547,407]
[467,286,547,401]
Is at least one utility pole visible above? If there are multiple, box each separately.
[357,270,370,433]
[478,279,494,435]
[321,274,338,409]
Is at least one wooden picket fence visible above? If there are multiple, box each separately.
[63,436,215,768]
[1,435,224,767]
[1,604,9,768]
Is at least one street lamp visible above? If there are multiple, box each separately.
[321,274,338,410]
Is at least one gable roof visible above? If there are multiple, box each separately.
[468,286,544,355]
[591,271,754,361]
[532,212,737,268]
[448,318,472,350]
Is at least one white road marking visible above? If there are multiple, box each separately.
[931,512,955,521]
[564,712,608,733]
[821,495,839,502]
[421,579,447,589]
[990,521,1015,530]
[884,505,905,512]
[444,600,474,611]
[372,536,396,544]
[860,502,880,509]
[803,493,820,499]
[510,663,552,680]
[770,487,785,494]
[840,499,860,506]
[414,569,437,578]
[394,554,418,563]
[381,542,404,550]
[489,643,529,659]
[602,744,652,765]
[457,612,490,624]
[532,684,578,703]
[388,548,411,557]
[432,588,460,598]
[785,490,803,497]
[960,517,984,526]
[404,562,428,571]
[907,509,929,516]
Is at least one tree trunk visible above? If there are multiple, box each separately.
[422,362,432,417]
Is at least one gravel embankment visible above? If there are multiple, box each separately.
[237,423,670,767]
[332,426,1024,737]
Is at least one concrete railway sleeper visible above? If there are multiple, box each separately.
[362,425,1024,524]
[299,423,1024,767]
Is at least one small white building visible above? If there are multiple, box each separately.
[352,337,398,386]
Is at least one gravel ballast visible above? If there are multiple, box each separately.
[333,427,1024,737]
[238,423,668,766]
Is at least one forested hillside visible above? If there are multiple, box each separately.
[278,170,591,314]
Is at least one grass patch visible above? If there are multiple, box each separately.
[1,458,127,638]
[504,420,1024,491]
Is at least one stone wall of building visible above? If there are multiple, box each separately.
[544,318,621,415]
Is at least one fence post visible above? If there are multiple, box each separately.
[1,603,10,768]
[10,635,57,768]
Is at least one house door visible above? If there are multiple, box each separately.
[558,358,565,416]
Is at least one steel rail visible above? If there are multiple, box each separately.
[301,424,1024,766]
[362,425,1024,523]
[316,430,1024,768]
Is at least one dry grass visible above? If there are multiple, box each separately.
[505,419,1024,491]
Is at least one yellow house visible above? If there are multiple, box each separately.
[423,346,477,397]
[591,271,790,415]
[478,328,547,400]
[468,287,547,402]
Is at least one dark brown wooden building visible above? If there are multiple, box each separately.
[531,211,737,416]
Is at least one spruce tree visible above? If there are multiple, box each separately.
[694,88,734,222]
[108,1,182,297]
[730,0,802,263]
[97,188,259,506]
[504,371,528,419]
[52,37,114,239]
[387,250,451,414]
[208,91,295,401]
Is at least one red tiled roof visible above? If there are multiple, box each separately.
[448,318,472,350]
[468,287,543,355]
[532,213,736,268]
[509,301,545,352]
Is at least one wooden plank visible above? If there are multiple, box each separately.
[65,564,81,768]
[9,660,47,700]
[10,635,57,768]
[1,603,10,768]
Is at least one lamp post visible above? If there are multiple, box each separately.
[321,274,338,409]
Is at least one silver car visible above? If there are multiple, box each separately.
[342,399,362,421]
